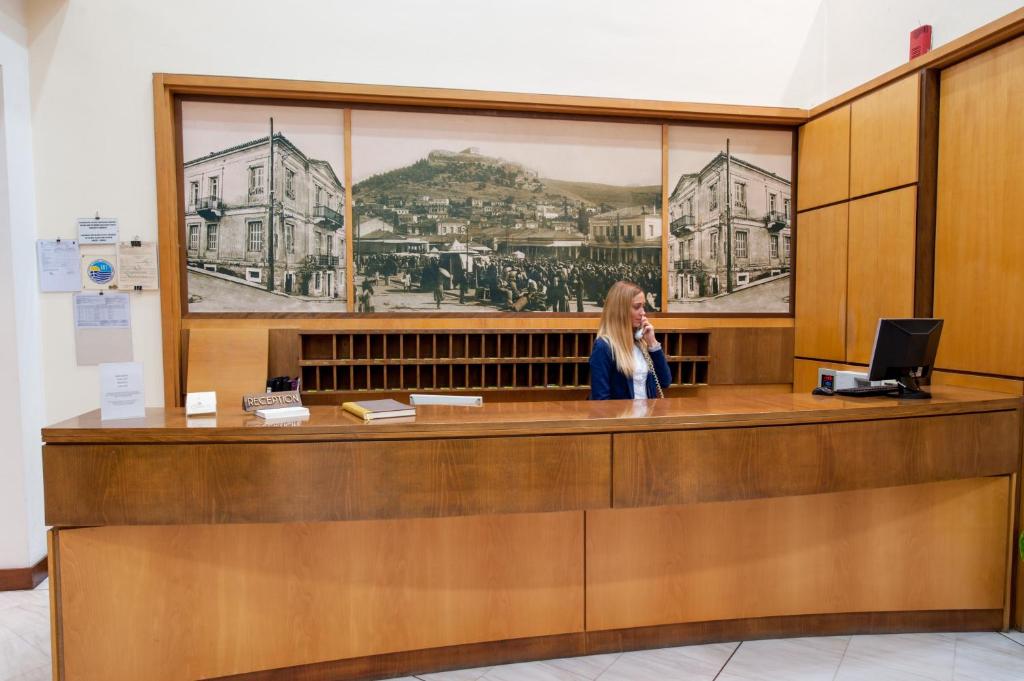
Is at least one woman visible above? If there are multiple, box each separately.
[589,281,672,400]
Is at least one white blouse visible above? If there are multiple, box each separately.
[631,345,649,400]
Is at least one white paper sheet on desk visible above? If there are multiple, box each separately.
[99,361,145,420]
[36,239,81,292]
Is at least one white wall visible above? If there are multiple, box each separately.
[814,0,1024,105]
[0,0,45,569]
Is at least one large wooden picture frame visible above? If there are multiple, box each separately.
[154,75,807,404]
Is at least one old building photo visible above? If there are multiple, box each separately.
[667,126,792,313]
[181,102,346,312]
[350,110,662,313]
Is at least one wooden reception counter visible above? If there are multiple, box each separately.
[43,387,1023,681]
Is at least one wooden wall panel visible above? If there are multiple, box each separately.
[185,327,269,408]
[689,384,793,398]
[845,187,917,363]
[57,513,584,681]
[931,371,1024,396]
[849,75,920,196]
[708,327,793,384]
[935,36,1024,378]
[44,434,610,526]
[794,203,848,361]
[793,358,864,392]
[586,477,1009,631]
[797,106,850,210]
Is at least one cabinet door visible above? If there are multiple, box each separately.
[850,75,920,197]
[846,187,917,364]
[935,36,1024,377]
[795,203,848,361]
[797,106,850,211]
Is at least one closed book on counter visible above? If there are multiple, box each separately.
[342,399,416,420]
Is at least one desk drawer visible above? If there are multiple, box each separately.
[44,434,611,525]
[613,410,1019,507]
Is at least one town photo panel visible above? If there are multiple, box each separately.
[177,100,793,316]
[181,100,347,313]
[349,109,664,313]
[667,125,793,313]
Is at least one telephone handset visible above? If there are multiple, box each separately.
[635,326,645,341]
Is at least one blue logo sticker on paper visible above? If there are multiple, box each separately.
[87,259,115,285]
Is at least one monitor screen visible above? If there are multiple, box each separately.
[867,318,943,387]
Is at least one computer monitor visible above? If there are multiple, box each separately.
[867,318,943,399]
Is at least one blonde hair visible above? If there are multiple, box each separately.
[597,281,644,376]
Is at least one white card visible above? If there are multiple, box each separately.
[99,362,145,421]
[185,391,217,416]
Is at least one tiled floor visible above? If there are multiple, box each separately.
[2,580,1023,681]
[0,579,50,681]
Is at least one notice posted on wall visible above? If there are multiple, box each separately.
[36,239,81,292]
[74,292,131,329]
[74,292,133,365]
[116,241,159,290]
[77,217,119,245]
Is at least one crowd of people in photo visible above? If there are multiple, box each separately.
[355,252,662,312]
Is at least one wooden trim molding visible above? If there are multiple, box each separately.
[914,69,940,317]
[0,554,47,591]
[157,74,808,125]
[154,74,185,407]
[204,609,1001,681]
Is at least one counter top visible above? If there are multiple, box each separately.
[42,387,1022,443]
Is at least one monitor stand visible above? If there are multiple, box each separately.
[893,374,931,399]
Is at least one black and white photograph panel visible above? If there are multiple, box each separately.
[350,110,662,313]
[667,125,793,313]
[181,101,346,313]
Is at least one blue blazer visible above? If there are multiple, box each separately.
[589,337,672,400]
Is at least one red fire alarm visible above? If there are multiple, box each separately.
[910,25,932,60]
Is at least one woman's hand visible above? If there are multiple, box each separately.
[637,315,656,347]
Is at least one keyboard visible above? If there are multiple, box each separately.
[833,385,899,397]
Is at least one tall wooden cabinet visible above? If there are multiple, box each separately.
[934,36,1024,379]
[794,75,923,385]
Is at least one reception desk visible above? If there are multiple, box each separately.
[42,388,1022,681]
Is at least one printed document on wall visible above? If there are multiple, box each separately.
[117,241,159,290]
[36,239,81,292]
[73,292,133,365]
[77,217,118,245]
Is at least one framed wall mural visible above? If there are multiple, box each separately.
[666,125,793,313]
[350,110,663,313]
[180,101,346,312]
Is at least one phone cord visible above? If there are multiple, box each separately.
[638,342,665,399]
